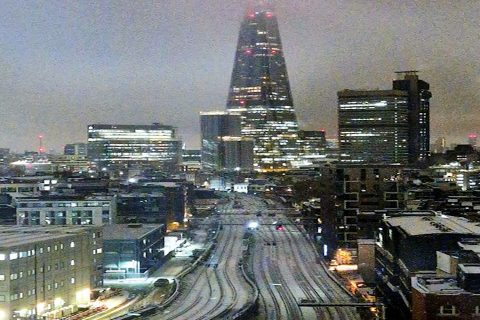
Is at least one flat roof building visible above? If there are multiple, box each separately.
[103,224,165,279]
[0,225,103,320]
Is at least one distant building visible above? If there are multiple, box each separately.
[222,137,254,171]
[103,224,165,279]
[181,149,201,172]
[0,225,103,319]
[16,195,117,226]
[392,71,432,166]
[200,112,253,171]
[469,134,478,149]
[432,137,447,154]
[338,89,409,165]
[64,143,87,157]
[87,123,181,173]
[298,130,327,160]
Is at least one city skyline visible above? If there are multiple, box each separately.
[0,0,479,152]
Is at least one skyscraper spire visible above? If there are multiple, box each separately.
[227,2,299,172]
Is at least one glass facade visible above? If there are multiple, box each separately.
[87,123,181,172]
[226,3,299,172]
[338,90,409,164]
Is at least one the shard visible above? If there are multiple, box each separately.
[226,1,299,172]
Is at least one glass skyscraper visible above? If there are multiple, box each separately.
[226,2,299,172]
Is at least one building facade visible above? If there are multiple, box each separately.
[103,224,165,279]
[226,3,299,172]
[338,90,409,164]
[0,225,103,320]
[16,196,116,226]
[87,123,181,172]
[392,71,432,166]
[199,111,242,171]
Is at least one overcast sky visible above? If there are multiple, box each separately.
[0,0,479,152]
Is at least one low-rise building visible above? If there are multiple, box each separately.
[103,224,165,279]
[376,213,480,319]
[16,195,116,226]
[0,225,103,320]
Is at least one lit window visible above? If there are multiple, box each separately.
[440,305,457,315]
[71,277,75,284]
[0,275,4,281]
[70,260,75,266]
[70,241,75,248]
[0,254,5,260]
[97,248,102,254]
[9,252,18,260]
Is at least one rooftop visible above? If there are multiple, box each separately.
[385,214,480,236]
[459,263,480,275]
[103,224,163,241]
[412,275,464,294]
[0,225,99,248]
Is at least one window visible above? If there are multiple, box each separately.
[71,277,75,284]
[47,284,51,291]
[10,273,18,280]
[70,241,75,248]
[60,243,64,250]
[0,253,5,260]
[97,248,102,254]
[70,260,75,266]
[9,252,18,260]
[39,247,43,254]
[475,306,480,315]
[0,275,4,281]
[440,305,457,315]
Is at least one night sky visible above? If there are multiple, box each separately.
[0,0,478,152]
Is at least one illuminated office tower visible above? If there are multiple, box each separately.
[338,90,409,164]
[87,123,181,172]
[226,2,299,172]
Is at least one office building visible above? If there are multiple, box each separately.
[16,195,116,226]
[87,123,181,172]
[226,3,299,172]
[0,225,103,319]
[103,224,165,279]
[116,192,167,224]
[222,136,254,171]
[64,143,87,157]
[180,149,202,172]
[338,90,409,164]
[392,71,432,165]
[199,111,242,171]
[297,130,327,161]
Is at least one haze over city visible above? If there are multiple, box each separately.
[0,0,478,152]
